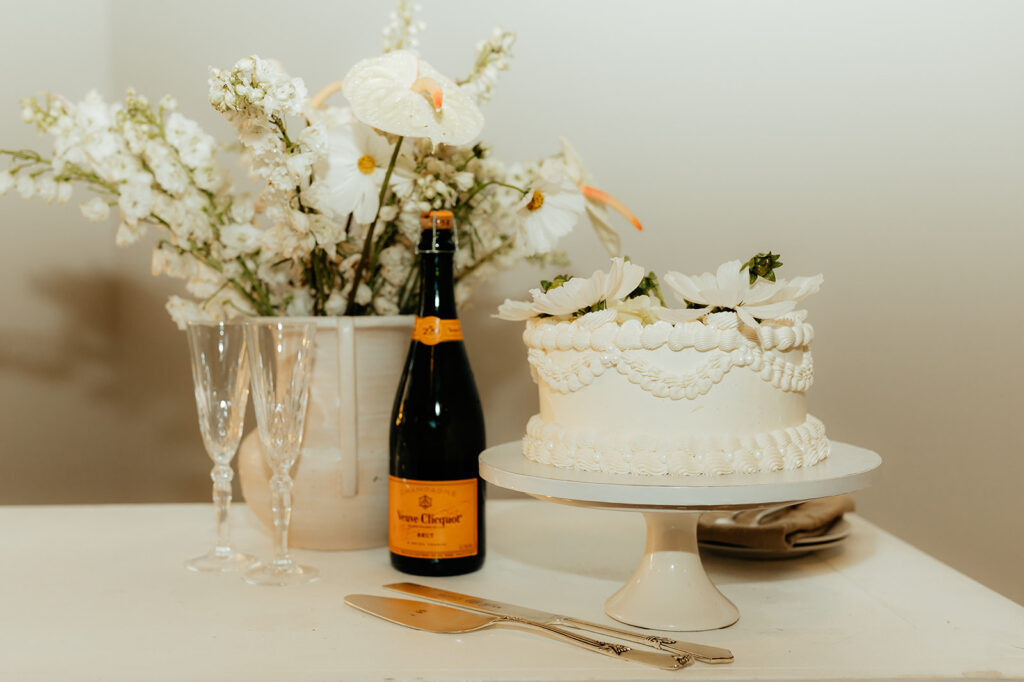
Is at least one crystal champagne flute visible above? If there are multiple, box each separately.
[184,320,257,573]
[244,320,318,586]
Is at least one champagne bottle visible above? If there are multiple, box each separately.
[388,210,486,576]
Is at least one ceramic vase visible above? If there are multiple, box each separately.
[238,315,414,550]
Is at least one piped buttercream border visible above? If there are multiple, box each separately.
[523,317,814,354]
[522,413,830,476]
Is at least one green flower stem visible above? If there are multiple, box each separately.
[343,135,404,315]
[237,258,274,315]
[153,212,273,316]
[457,180,527,217]
[396,262,418,313]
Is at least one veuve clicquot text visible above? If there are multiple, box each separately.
[388,210,486,576]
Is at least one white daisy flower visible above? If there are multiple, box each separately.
[663,260,823,328]
[308,120,403,224]
[515,174,585,256]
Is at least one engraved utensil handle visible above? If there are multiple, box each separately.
[559,617,734,664]
[498,617,691,671]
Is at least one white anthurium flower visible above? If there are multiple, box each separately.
[308,119,406,223]
[342,50,484,145]
[558,137,643,257]
[664,260,822,328]
[494,257,645,320]
[515,174,585,256]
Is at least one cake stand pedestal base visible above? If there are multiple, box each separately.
[606,511,738,630]
[480,440,880,632]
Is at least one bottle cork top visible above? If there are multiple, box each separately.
[420,210,454,230]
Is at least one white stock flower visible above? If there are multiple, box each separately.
[144,140,188,195]
[354,282,373,306]
[209,56,307,121]
[115,221,146,246]
[15,175,36,199]
[117,174,155,223]
[663,260,823,327]
[459,28,516,106]
[342,50,484,145]
[514,174,585,256]
[35,176,58,203]
[0,171,14,195]
[151,245,195,278]
[286,289,314,316]
[165,295,213,330]
[373,291,400,316]
[80,197,110,222]
[495,257,644,320]
[164,112,216,169]
[325,291,348,316]
[381,0,425,53]
[219,223,262,259]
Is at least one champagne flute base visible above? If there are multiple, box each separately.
[185,548,258,573]
[244,561,319,586]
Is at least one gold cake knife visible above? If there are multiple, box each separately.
[384,582,733,664]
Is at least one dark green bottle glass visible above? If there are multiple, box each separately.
[388,210,486,576]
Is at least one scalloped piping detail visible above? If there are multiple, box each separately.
[523,318,814,354]
[522,414,830,476]
[528,346,814,398]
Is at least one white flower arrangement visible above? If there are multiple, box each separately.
[0,1,640,328]
[497,252,823,329]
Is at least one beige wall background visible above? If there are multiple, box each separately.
[1,0,1021,604]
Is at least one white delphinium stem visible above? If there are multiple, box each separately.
[381,0,425,53]
[458,28,517,105]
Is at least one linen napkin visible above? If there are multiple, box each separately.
[698,494,855,551]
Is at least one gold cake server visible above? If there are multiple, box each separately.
[384,582,733,664]
[345,594,691,671]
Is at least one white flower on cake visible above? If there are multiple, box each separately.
[342,50,484,146]
[664,258,823,328]
[496,257,644,320]
[497,252,821,328]
[514,172,586,256]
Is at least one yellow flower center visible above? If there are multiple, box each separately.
[357,155,377,175]
[526,190,545,211]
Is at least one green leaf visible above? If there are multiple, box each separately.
[742,252,783,284]
[540,274,572,292]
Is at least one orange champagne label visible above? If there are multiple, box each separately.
[389,476,478,559]
[411,316,463,345]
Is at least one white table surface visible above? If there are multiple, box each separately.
[2,500,1022,681]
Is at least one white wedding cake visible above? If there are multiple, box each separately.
[498,255,829,476]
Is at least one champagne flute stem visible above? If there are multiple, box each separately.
[211,463,233,553]
[269,473,294,566]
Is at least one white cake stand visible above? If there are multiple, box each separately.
[479,440,880,632]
